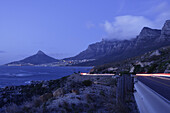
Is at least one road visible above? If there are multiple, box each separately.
[137,76,170,101]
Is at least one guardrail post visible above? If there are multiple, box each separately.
[116,74,134,105]
[116,75,125,104]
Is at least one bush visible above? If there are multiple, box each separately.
[4,103,20,113]
[100,90,105,97]
[148,64,158,73]
[82,80,92,86]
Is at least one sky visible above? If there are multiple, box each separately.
[0,0,170,64]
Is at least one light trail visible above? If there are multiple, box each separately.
[136,73,170,77]
[80,73,115,76]
[81,73,170,77]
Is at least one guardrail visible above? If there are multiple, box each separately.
[134,79,170,113]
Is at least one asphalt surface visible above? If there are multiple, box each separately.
[137,76,170,101]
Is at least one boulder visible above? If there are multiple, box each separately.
[72,89,79,95]
[53,88,64,97]
[3,98,8,103]
[39,93,53,102]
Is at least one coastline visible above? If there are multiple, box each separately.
[0,73,138,113]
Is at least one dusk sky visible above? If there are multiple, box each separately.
[0,0,170,64]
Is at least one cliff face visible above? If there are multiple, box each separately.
[68,20,170,66]
[157,20,170,42]
[69,40,130,60]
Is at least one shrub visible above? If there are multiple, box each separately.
[100,90,105,97]
[4,103,20,113]
[148,64,158,73]
[115,102,129,113]
[32,96,43,107]
[39,93,53,102]
[82,80,92,86]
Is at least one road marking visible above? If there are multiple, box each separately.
[144,77,170,87]
[154,76,170,81]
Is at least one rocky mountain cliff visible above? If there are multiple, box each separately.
[7,50,59,65]
[67,20,170,66]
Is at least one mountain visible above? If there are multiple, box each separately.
[91,45,170,74]
[66,20,170,66]
[7,50,59,65]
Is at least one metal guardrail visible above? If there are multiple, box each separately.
[134,78,170,113]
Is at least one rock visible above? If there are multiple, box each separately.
[164,69,170,73]
[39,93,53,102]
[72,89,79,95]
[161,20,170,36]
[157,20,170,42]
[42,84,48,88]
[150,50,161,57]
[53,88,64,97]
[3,98,8,103]
[164,64,170,73]
[138,27,161,39]
[130,66,135,73]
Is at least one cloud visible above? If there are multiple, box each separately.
[148,2,170,27]
[103,15,155,40]
[102,2,170,40]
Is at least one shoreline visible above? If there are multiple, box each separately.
[0,75,70,108]
[0,65,94,68]
[0,74,139,113]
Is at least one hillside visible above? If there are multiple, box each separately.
[91,46,170,74]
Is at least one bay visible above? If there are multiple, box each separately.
[0,66,92,88]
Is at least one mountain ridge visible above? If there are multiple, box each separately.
[66,20,170,66]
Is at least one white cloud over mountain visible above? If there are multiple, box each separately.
[102,2,170,40]
[103,15,154,40]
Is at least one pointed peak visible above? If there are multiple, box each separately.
[140,27,152,32]
[139,27,161,37]
[165,20,170,24]
[139,27,152,36]
[37,50,45,55]
[162,20,170,32]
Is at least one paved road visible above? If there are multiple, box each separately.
[137,76,170,101]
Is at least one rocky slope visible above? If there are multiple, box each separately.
[6,50,59,65]
[0,74,138,113]
[91,46,170,74]
[66,20,170,66]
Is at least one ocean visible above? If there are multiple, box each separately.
[0,66,92,88]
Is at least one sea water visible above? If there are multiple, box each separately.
[0,66,92,88]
